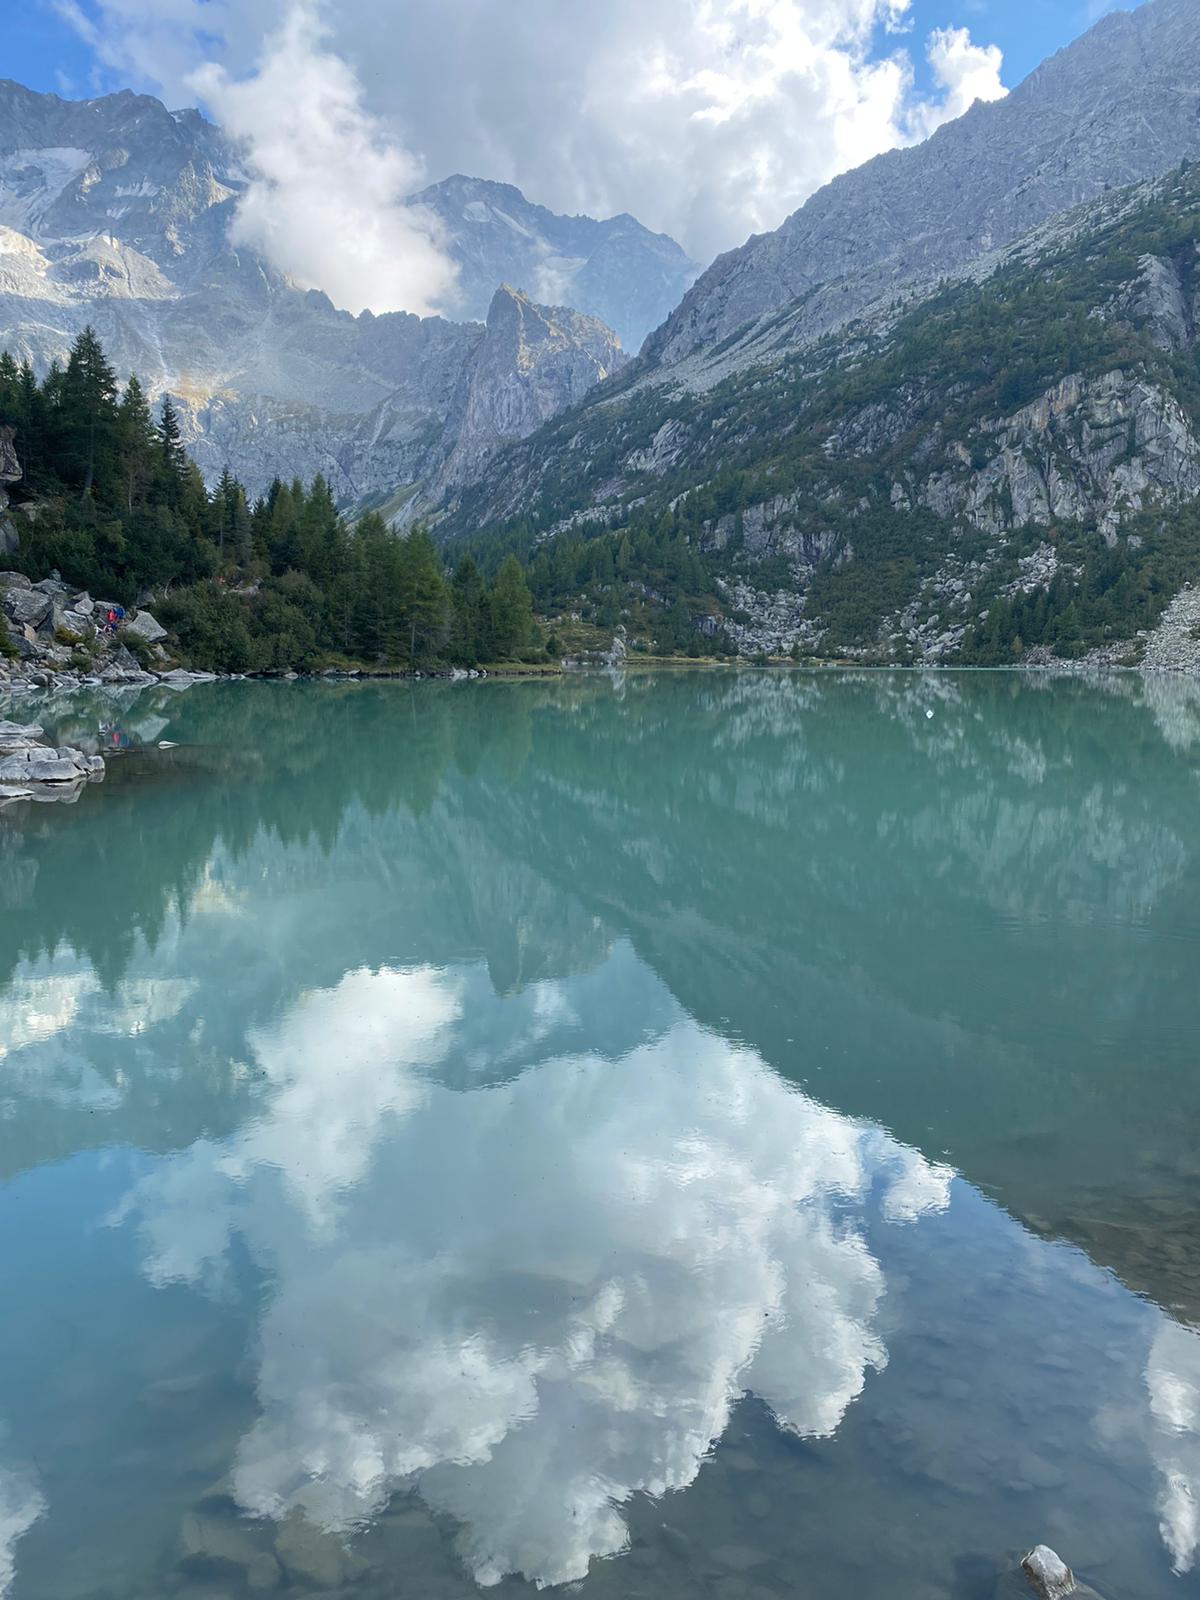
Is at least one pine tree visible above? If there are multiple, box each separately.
[156,394,188,505]
[450,555,485,663]
[398,526,448,666]
[116,375,156,512]
[15,362,43,487]
[61,326,119,497]
[230,482,253,568]
[297,474,342,585]
[214,465,238,556]
[0,352,19,418]
[488,553,536,659]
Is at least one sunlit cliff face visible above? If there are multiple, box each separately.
[119,960,952,1587]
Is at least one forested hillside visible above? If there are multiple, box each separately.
[0,332,544,673]
[13,165,1200,674]
[441,163,1200,664]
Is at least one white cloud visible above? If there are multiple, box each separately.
[120,965,952,1588]
[188,3,458,316]
[60,0,1006,301]
[909,24,1007,139]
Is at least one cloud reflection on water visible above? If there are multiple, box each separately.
[120,962,952,1587]
[0,1459,42,1600]
[1146,1321,1200,1574]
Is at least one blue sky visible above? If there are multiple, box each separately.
[901,0,1132,90]
[8,0,1135,104]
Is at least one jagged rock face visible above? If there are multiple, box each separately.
[643,0,1200,377]
[0,80,239,267]
[0,82,640,510]
[411,175,699,354]
[918,371,1200,541]
[435,286,625,496]
[1105,247,1200,353]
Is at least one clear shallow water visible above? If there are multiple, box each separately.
[1,670,1200,1600]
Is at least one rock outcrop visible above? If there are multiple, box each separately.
[2,569,166,690]
[916,370,1200,542]
[120,609,168,646]
[434,286,625,497]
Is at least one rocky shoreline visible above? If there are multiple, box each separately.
[0,717,105,805]
[0,571,538,700]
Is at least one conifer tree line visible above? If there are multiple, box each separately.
[0,328,542,672]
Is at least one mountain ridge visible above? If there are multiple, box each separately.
[439,157,1200,668]
[640,0,1200,381]
[409,174,698,352]
[0,80,682,509]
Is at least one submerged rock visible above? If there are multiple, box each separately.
[273,1512,368,1590]
[1023,1546,1076,1600]
[179,1510,282,1592]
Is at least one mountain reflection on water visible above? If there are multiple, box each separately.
[2,670,1200,1599]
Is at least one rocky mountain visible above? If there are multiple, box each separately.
[0,81,635,511]
[641,0,1200,383]
[444,158,1200,667]
[433,0,1200,666]
[411,175,698,354]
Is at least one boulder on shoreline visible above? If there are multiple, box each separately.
[121,609,168,645]
[0,719,104,800]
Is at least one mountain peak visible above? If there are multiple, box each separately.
[413,173,698,352]
[643,0,1200,373]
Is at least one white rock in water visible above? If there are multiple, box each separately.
[1022,1545,1075,1600]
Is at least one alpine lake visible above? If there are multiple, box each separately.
[1,669,1199,1600]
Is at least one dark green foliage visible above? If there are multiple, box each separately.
[444,163,1200,658]
[488,555,537,658]
[0,332,541,670]
[960,511,1200,663]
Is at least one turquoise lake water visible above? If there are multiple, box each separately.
[1,670,1199,1600]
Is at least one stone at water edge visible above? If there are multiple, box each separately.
[1023,1545,1075,1600]
[0,723,105,790]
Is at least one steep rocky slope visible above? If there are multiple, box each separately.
[411,175,698,353]
[0,82,640,510]
[640,0,1200,384]
[445,164,1200,664]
